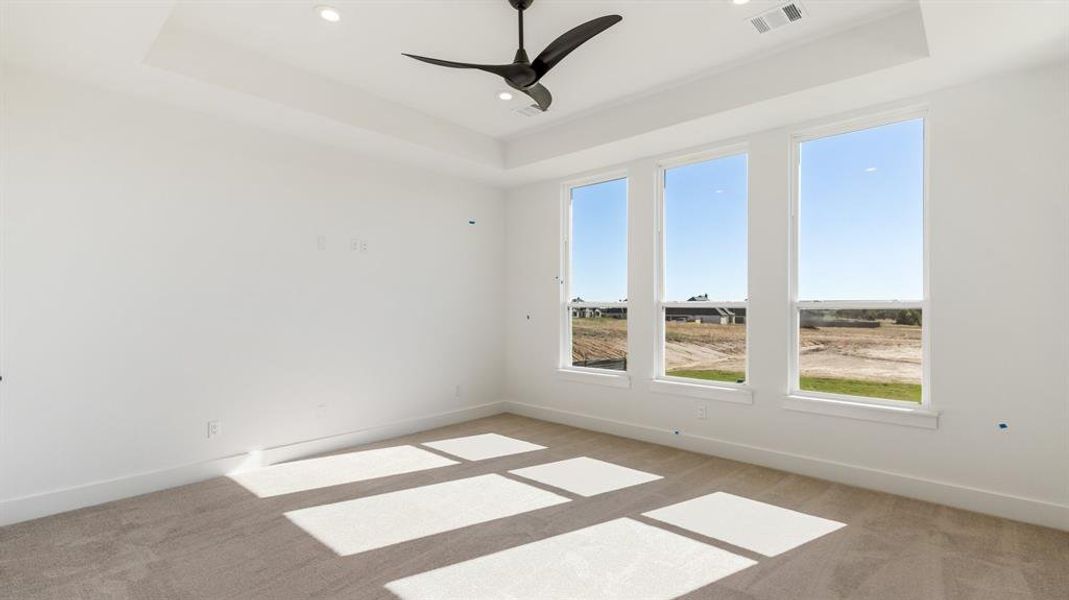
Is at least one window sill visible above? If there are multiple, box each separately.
[782,394,939,429]
[557,368,631,389]
[649,378,753,405]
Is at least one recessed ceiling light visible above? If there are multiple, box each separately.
[732,0,751,5]
[316,5,341,22]
[865,166,878,172]
[715,189,725,194]
[497,91,514,101]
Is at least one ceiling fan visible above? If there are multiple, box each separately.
[402,0,622,112]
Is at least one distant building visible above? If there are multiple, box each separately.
[571,306,601,318]
[570,298,627,319]
[666,303,746,325]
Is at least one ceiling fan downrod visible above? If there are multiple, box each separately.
[515,2,528,64]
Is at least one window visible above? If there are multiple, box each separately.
[792,117,925,405]
[657,151,748,386]
[562,177,628,373]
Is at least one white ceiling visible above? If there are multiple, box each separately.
[1,1,1067,187]
[163,0,914,138]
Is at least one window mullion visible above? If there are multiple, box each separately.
[796,300,922,310]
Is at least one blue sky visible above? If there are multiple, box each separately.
[665,153,748,301]
[799,118,924,300]
[571,178,628,301]
[570,118,923,302]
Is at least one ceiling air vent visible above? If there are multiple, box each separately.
[750,2,806,34]
[512,104,544,118]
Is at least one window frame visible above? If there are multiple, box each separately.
[558,171,631,385]
[652,144,753,403]
[787,108,932,413]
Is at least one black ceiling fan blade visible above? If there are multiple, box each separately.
[402,53,516,79]
[531,15,622,79]
[519,83,552,112]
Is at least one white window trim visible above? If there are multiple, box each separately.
[558,171,631,387]
[786,107,936,427]
[652,145,752,403]
[782,394,938,429]
[648,378,752,404]
[558,367,632,389]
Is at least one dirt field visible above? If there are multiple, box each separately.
[664,321,746,373]
[799,324,921,384]
[571,317,921,385]
[571,317,628,367]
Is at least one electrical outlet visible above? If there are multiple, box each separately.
[316,235,326,251]
[207,420,221,439]
[696,403,708,420]
[351,238,368,253]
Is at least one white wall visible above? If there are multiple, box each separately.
[504,62,1069,529]
[0,68,506,522]
[4,61,1067,531]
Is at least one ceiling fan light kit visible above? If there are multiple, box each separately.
[402,0,622,112]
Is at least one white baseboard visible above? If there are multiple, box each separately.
[0,401,506,527]
[504,400,1068,531]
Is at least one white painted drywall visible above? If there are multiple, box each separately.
[0,68,506,517]
[504,62,1069,528]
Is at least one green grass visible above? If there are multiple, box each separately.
[667,370,746,384]
[668,370,921,403]
[801,376,921,402]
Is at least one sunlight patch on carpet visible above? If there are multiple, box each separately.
[643,491,846,556]
[421,433,545,461]
[228,445,457,498]
[285,474,569,556]
[385,517,756,600]
[509,457,662,497]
